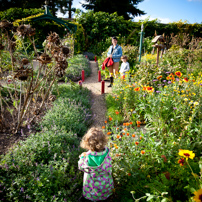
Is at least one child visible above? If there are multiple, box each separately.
[119,55,130,79]
[78,127,114,201]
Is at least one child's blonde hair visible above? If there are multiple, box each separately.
[80,127,108,152]
[121,55,128,60]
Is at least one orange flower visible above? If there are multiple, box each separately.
[130,122,133,125]
[171,76,175,81]
[102,126,105,129]
[166,76,171,80]
[122,133,125,135]
[136,121,141,125]
[175,71,182,77]
[126,122,130,126]
[117,135,120,138]
[107,132,112,135]
[115,111,119,115]
[115,146,118,149]
[137,125,140,127]
[178,158,185,166]
[105,120,107,123]
[142,86,147,91]
[123,123,126,126]
[124,128,127,131]
[109,117,112,121]
[116,154,121,157]
[134,87,140,91]
[183,77,189,82]
[157,75,162,80]
[126,133,129,136]
[146,86,154,93]
[135,141,139,145]
[116,127,119,130]
[132,134,135,138]
[140,136,142,140]
[127,173,131,176]
[141,150,145,154]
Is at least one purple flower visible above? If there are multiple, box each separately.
[173,107,177,110]
[166,72,170,74]
[163,80,167,83]
[156,91,161,93]
[153,79,158,82]
[53,195,55,200]
[200,83,202,86]
[20,187,24,193]
[168,81,172,84]
[176,78,179,81]
[37,177,40,181]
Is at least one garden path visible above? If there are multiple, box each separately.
[82,61,112,128]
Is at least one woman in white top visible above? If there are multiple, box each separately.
[119,55,130,78]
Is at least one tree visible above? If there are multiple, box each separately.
[0,0,76,18]
[81,0,145,20]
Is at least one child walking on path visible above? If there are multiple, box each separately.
[119,55,130,78]
[78,127,114,201]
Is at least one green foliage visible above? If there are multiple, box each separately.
[0,7,44,22]
[75,11,132,53]
[0,127,84,201]
[43,84,92,136]
[65,54,91,81]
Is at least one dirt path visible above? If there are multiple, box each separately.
[82,61,111,128]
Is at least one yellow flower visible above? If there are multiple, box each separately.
[178,149,195,160]
[193,188,202,202]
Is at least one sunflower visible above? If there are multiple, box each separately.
[175,71,182,77]
[178,149,195,160]
[193,189,202,202]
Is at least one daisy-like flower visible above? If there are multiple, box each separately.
[141,150,145,154]
[136,121,141,125]
[134,87,140,91]
[193,188,202,202]
[183,77,189,82]
[175,71,182,78]
[157,75,162,80]
[115,111,119,115]
[178,149,195,160]
[102,126,105,129]
[178,158,185,166]
[105,120,107,123]
[126,133,129,136]
[109,117,112,121]
[132,134,135,138]
[135,141,139,145]
[117,135,120,139]
[146,86,154,93]
[142,86,147,91]
[107,132,112,135]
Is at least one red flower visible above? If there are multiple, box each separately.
[134,87,140,91]
[183,77,189,82]
[141,150,145,154]
[115,111,119,115]
[178,158,185,166]
[146,86,154,93]
[175,71,182,77]
[135,141,139,145]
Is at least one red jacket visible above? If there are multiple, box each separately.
[102,57,114,70]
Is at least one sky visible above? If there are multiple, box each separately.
[57,0,202,24]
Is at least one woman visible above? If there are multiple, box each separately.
[107,36,122,87]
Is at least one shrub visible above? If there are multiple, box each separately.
[0,127,84,201]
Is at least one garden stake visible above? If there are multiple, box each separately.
[101,80,105,94]
[98,70,101,82]
[94,56,97,62]
[82,70,85,82]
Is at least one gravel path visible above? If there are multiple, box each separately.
[82,61,112,129]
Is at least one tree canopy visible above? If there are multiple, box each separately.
[81,0,145,20]
[0,0,75,17]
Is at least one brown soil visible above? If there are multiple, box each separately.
[0,61,111,155]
